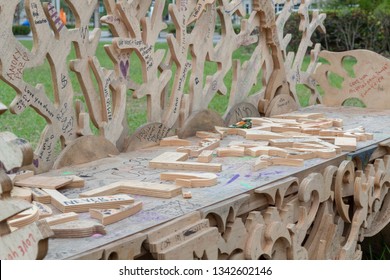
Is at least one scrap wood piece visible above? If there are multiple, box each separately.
[289,147,337,159]
[43,189,135,213]
[177,138,220,157]
[245,146,289,157]
[31,188,51,204]
[195,131,222,140]
[0,169,13,198]
[159,136,192,147]
[197,150,214,163]
[273,113,325,120]
[7,170,34,184]
[50,220,106,238]
[0,220,53,260]
[61,175,85,189]
[253,156,304,171]
[269,137,320,148]
[0,132,33,173]
[80,180,182,199]
[14,175,73,190]
[11,187,32,202]
[32,201,52,218]
[216,146,245,157]
[334,137,357,152]
[149,152,222,172]
[43,212,79,226]
[160,172,218,188]
[0,199,32,225]
[89,201,143,226]
[182,191,192,199]
[228,141,269,148]
[245,130,289,141]
[7,204,39,229]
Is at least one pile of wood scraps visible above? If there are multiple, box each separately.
[151,112,373,175]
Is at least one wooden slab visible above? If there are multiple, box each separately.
[160,172,218,188]
[0,199,32,223]
[0,132,33,172]
[31,188,51,204]
[160,136,192,147]
[43,212,79,226]
[43,189,135,213]
[197,150,214,163]
[7,205,39,229]
[7,170,34,184]
[89,201,143,225]
[0,220,53,260]
[149,152,222,172]
[216,147,245,157]
[14,175,73,190]
[334,137,357,152]
[50,220,106,238]
[177,138,220,157]
[80,180,182,199]
[11,187,32,202]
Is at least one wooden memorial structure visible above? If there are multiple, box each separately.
[0,0,389,260]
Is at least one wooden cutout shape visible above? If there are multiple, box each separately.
[11,187,32,202]
[0,199,32,226]
[182,191,192,199]
[61,175,85,189]
[80,180,182,199]
[50,220,106,238]
[313,50,390,109]
[149,152,222,172]
[43,188,135,213]
[0,132,33,173]
[253,155,304,171]
[160,172,218,188]
[8,205,39,229]
[0,220,53,260]
[160,136,192,147]
[43,212,79,226]
[187,0,216,25]
[334,137,357,152]
[32,201,52,218]
[197,150,214,163]
[53,135,120,170]
[31,188,51,204]
[89,201,143,225]
[14,175,73,190]
[216,146,245,157]
[196,131,222,140]
[7,170,34,184]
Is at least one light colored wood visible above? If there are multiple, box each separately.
[197,150,214,163]
[89,201,143,225]
[216,146,245,157]
[196,131,222,140]
[33,201,52,218]
[0,220,53,260]
[182,191,192,199]
[0,199,32,224]
[50,220,106,238]
[43,188,135,213]
[7,170,34,184]
[7,205,39,229]
[334,137,357,152]
[11,187,32,202]
[177,138,220,157]
[60,175,85,189]
[14,175,73,190]
[31,188,51,204]
[80,180,182,199]
[160,172,218,188]
[313,50,390,109]
[245,146,288,157]
[0,132,33,173]
[53,136,120,170]
[43,212,79,226]
[0,169,13,199]
[253,155,304,171]
[246,130,289,141]
[160,136,192,147]
[150,152,222,172]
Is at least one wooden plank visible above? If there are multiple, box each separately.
[0,199,31,223]
[216,146,245,157]
[196,131,222,139]
[50,220,106,238]
[11,187,32,202]
[160,172,218,188]
[149,152,222,172]
[43,189,135,213]
[334,137,357,152]
[0,220,53,260]
[7,170,34,184]
[159,136,192,147]
[80,180,182,199]
[253,156,304,171]
[14,176,73,190]
[246,130,289,141]
[197,150,214,163]
[7,205,39,229]
[89,201,143,225]
[61,176,85,189]
[31,188,51,204]
[43,212,79,226]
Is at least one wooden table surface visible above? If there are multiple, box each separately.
[43,105,390,259]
